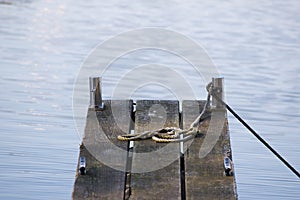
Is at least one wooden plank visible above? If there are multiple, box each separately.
[72,100,133,200]
[182,100,237,200]
[130,100,181,199]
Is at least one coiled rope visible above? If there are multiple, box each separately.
[117,83,212,143]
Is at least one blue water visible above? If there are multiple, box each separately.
[0,0,299,199]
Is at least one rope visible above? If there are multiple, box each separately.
[210,89,300,178]
[117,80,300,178]
[117,84,212,143]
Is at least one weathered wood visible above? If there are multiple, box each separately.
[72,100,133,200]
[130,100,181,199]
[72,99,238,199]
[182,100,237,200]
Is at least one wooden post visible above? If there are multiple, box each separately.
[89,77,104,110]
[212,77,225,109]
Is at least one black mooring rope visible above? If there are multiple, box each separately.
[211,92,300,178]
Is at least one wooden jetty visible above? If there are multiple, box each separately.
[72,77,237,200]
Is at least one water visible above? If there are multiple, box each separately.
[0,0,299,199]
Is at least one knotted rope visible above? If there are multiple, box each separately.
[117,83,212,143]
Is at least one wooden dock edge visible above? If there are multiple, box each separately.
[72,100,133,200]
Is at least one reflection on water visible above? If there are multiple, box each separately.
[0,0,299,199]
